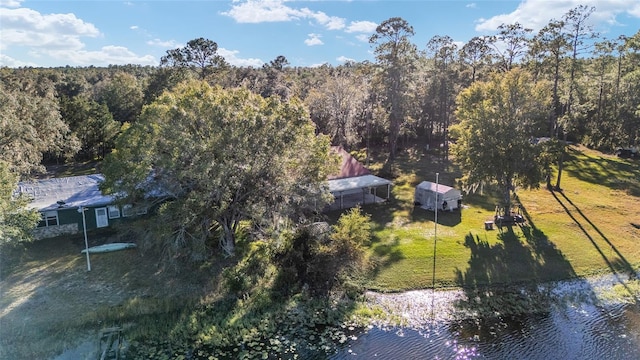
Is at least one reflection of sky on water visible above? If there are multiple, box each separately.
[333,273,640,359]
[332,302,640,359]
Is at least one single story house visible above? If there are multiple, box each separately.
[414,181,462,212]
[17,174,146,240]
[327,147,392,210]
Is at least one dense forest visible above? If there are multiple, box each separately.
[2,10,639,179]
[1,8,639,250]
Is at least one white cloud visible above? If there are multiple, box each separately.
[0,5,160,67]
[466,3,477,9]
[1,30,86,52]
[345,20,377,33]
[0,53,37,67]
[1,7,100,37]
[221,0,304,23]
[337,55,355,63]
[0,0,22,8]
[221,0,346,30]
[147,38,180,48]
[475,0,640,34]
[304,33,323,46]
[218,48,263,67]
[130,25,139,30]
[302,8,345,30]
[355,34,370,43]
[0,7,100,52]
[45,45,157,66]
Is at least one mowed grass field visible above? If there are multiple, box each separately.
[336,145,640,291]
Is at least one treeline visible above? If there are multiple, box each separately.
[2,6,639,179]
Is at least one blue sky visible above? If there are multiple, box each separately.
[1,0,639,68]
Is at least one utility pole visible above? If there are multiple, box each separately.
[434,172,439,242]
[431,172,439,323]
[78,206,91,271]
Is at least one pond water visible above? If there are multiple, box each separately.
[332,303,640,359]
[333,276,640,359]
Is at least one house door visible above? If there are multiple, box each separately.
[95,207,109,228]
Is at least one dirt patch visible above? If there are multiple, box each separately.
[0,235,218,359]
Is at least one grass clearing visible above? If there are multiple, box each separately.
[341,145,640,291]
[0,234,220,359]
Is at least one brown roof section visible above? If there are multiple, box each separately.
[328,146,370,180]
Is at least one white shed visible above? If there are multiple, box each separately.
[414,181,462,211]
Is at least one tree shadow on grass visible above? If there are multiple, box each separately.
[517,201,578,279]
[408,205,462,227]
[564,147,640,195]
[451,202,580,342]
[549,189,638,303]
[369,236,405,280]
[460,190,503,213]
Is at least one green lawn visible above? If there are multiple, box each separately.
[334,146,640,292]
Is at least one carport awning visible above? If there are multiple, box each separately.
[329,174,392,193]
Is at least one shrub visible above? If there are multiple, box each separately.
[272,207,373,297]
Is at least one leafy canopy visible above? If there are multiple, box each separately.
[450,69,550,209]
[0,75,76,176]
[369,17,418,161]
[102,80,338,258]
[160,37,227,81]
[0,161,40,247]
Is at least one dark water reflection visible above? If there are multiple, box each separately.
[332,302,640,359]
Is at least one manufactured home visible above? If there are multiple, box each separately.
[17,174,146,240]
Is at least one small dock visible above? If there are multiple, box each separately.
[98,327,122,360]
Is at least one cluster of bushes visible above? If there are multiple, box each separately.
[124,207,374,359]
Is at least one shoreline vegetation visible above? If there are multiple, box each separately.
[1,145,640,359]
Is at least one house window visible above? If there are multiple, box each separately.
[122,204,133,217]
[122,204,147,217]
[39,211,59,227]
[108,205,121,219]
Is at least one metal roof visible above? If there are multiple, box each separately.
[415,181,459,195]
[17,174,115,211]
[329,174,392,193]
[328,146,371,180]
